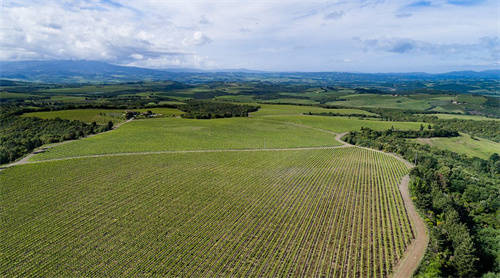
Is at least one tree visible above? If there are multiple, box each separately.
[489,153,499,162]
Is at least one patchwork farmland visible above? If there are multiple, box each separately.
[2,59,497,278]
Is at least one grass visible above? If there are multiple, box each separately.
[423,114,500,121]
[30,117,340,160]
[157,100,185,105]
[21,108,183,124]
[263,115,424,133]
[259,98,320,105]
[326,94,456,111]
[0,92,37,99]
[49,96,87,102]
[251,104,376,117]
[41,85,140,93]
[429,106,464,114]
[413,133,500,159]
[215,95,257,103]
[1,147,412,276]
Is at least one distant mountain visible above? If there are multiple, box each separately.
[0,60,498,83]
[435,70,500,79]
[0,60,172,82]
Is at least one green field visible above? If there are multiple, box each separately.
[22,108,183,124]
[251,104,376,117]
[414,134,500,159]
[423,113,500,121]
[264,115,423,133]
[48,96,87,102]
[41,84,140,94]
[22,109,127,124]
[30,117,340,160]
[1,147,412,277]
[326,94,457,111]
[215,94,257,103]
[2,74,498,278]
[0,92,36,99]
[158,100,186,105]
[260,98,320,105]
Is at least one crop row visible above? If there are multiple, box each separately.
[1,147,413,277]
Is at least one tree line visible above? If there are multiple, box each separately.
[179,100,260,119]
[0,107,112,164]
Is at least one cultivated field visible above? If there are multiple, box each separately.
[1,147,413,277]
[251,104,377,117]
[264,115,424,133]
[29,117,340,160]
[325,94,457,111]
[2,74,496,278]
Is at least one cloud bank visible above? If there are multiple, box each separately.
[0,0,498,72]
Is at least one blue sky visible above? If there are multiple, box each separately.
[0,0,498,72]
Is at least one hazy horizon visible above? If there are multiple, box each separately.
[2,59,500,75]
[1,0,498,73]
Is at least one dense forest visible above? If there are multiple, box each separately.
[0,108,112,164]
[344,128,499,278]
[179,100,260,119]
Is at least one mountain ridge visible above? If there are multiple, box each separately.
[0,60,498,83]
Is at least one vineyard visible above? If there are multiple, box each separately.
[28,117,340,161]
[263,115,424,133]
[1,147,413,277]
[249,104,378,117]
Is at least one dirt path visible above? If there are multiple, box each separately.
[336,133,428,277]
[335,132,350,145]
[4,145,351,166]
[391,175,429,278]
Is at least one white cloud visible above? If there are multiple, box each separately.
[0,0,498,71]
[0,0,204,67]
[183,31,212,47]
[130,53,143,60]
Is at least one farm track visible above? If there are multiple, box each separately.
[3,145,350,166]
[335,134,429,278]
[1,117,428,277]
[390,175,429,278]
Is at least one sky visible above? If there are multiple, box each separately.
[0,0,498,72]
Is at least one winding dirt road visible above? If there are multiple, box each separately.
[391,175,429,278]
[336,132,428,277]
